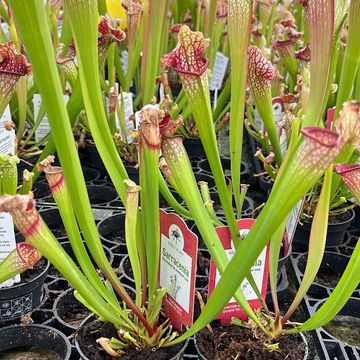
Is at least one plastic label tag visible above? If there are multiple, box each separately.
[159,210,198,330]
[0,106,15,155]
[0,213,20,288]
[209,52,229,91]
[34,94,69,143]
[208,219,270,324]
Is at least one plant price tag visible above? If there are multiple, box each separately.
[209,52,229,91]
[159,210,198,330]
[0,213,19,288]
[208,219,270,324]
[34,94,69,143]
[0,106,15,155]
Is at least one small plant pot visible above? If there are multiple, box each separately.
[0,324,71,359]
[32,181,51,200]
[210,192,255,218]
[124,163,139,184]
[195,324,308,360]
[315,297,360,349]
[198,158,251,181]
[119,255,135,286]
[184,137,206,158]
[295,251,359,296]
[86,185,118,206]
[0,259,49,321]
[86,143,107,174]
[97,213,126,251]
[75,314,189,360]
[48,241,114,279]
[83,166,101,182]
[294,209,355,247]
[53,287,92,334]
[353,205,360,229]
[17,155,38,183]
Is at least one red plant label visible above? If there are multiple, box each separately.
[159,210,198,330]
[208,219,270,324]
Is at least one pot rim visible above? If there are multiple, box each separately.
[313,296,360,349]
[194,326,309,360]
[0,259,50,293]
[0,323,72,360]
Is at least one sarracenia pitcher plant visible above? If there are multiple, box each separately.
[0,0,359,357]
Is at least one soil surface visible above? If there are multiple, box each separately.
[76,319,186,360]
[328,210,353,224]
[196,325,306,360]
[314,267,341,288]
[16,258,47,284]
[58,291,91,328]
[323,315,360,347]
[0,347,61,360]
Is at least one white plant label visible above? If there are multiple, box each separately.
[160,231,193,312]
[0,106,15,155]
[116,92,134,144]
[0,213,20,288]
[34,94,69,143]
[210,52,229,91]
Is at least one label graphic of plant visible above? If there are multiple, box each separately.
[169,274,181,300]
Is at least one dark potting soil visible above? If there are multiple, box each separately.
[314,267,341,288]
[196,325,306,360]
[121,256,133,279]
[0,347,61,360]
[61,294,91,328]
[323,315,360,347]
[16,258,47,284]
[77,320,186,360]
[328,210,353,224]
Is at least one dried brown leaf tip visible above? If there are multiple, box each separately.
[295,44,311,62]
[216,0,228,18]
[122,0,142,15]
[161,25,210,76]
[0,41,31,76]
[98,17,126,47]
[159,115,183,137]
[138,108,165,151]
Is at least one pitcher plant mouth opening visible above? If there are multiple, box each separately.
[300,127,340,148]
[161,25,210,76]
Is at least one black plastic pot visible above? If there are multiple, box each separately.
[0,260,49,321]
[53,287,91,334]
[194,173,216,190]
[314,297,360,352]
[294,209,355,247]
[82,166,101,182]
[86,143,107,174]
[97,213,126,251]
[32,181,51,200]
[17,155,38,183]
[353,205,360,229]
[184,137,206,158]
[209,191,255,218]
[86,185,118,206]
[125,163,139,184]
[75,314,189,360]
[48,241,114,279]
[195,326,309,360]
[0,324,71,359]
[198,157,248,178]
[295,251,359,296]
